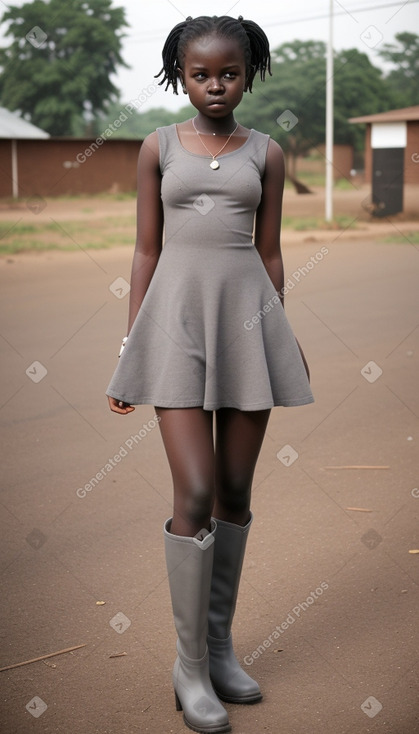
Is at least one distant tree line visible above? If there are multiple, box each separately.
[94,33,417,178]
[0,0,417,176]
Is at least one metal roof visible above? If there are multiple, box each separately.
[349,106,419,124]
[0,106,50,139]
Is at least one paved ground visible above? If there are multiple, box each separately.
[0,201,418,733]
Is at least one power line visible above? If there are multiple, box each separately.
[264,0,419,27]
[125,0,419,43]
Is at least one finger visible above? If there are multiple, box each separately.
[117,400,135,414]
[107,397,135,414]
[116,399,134,410]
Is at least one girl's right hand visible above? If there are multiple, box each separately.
[107,396,135,414]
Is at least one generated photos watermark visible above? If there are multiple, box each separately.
[361,695,382,718]
[76,85,158,164]
[244,581,329,666]
[244,247,328,330]
[76,415,161,498]
[26,696,48,718]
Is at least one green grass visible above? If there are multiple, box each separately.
[381,231,419,245]
[284,174,356,190]
[0,223,39,237]
[334,178,357,190]
[93,191,136,201]
[295,171,325,187]
[41,191,137,202]
[0,216,136,255]
[281,215,359,231]
[0,235,135,255]
[4,239,62,253]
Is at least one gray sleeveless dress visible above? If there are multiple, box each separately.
[106,124,314,411]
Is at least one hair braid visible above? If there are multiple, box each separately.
[155,15,271,94]
[238,17,272,87]
[155,17,191,93]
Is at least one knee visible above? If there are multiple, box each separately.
[175,481,214,528]
[216,475,251,514]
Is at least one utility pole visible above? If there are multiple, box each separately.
[325,0,334,221]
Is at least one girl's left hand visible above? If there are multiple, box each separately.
[107,396,135,414]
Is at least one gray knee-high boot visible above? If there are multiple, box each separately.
[164,519,231,734]
[208,513,262,704]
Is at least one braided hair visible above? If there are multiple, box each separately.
[155,15,271,94]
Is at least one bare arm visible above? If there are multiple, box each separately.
[254,139,309,379]
[108,131,163,414]
[254,138,285,306]
[127,131,164,332]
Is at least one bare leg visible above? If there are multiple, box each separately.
[159,407,231,731]
[213,408,270,526]
[207,408,270,703]
[155,407,215,537]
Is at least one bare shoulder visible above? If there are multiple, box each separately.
[138,130,160,169]
[266,137,284,165]
[262,138,285,183]
[140,130,160,155]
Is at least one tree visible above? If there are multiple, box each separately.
[0,0,128,135]
[236,40,398,183]
[332,48,395,148]
[376,32,419,107]
[76,101,196,139]
[238,41,327,181]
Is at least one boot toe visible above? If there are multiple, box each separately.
[208,634,262,704]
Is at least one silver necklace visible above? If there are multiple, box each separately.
[192,117,239,170]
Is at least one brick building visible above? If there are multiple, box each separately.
[0,106,142,198]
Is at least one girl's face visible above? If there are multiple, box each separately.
[180,34,247,119]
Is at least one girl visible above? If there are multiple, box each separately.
[107,15,313,734]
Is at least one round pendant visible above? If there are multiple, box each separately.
[210,160,220,170]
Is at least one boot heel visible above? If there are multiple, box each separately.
[174,690,182,711]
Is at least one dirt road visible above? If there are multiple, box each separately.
[0,229,418,732]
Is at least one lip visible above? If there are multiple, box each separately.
[207,100,226,107]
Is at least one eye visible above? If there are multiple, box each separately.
[224,72,237,79]
[194,72,207,80]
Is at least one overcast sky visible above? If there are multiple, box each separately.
[117,0,419,111]
[1,0,418,112]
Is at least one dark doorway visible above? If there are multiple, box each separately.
[372,148,404,217]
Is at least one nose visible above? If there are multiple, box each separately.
[208,77,223,93]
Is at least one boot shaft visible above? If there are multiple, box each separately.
[164,518,216,660]
[208,514,252,639]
